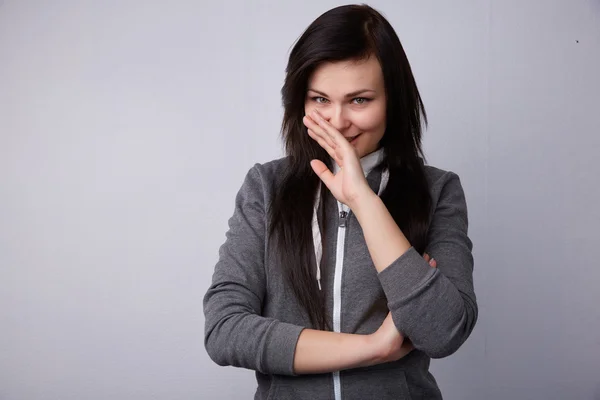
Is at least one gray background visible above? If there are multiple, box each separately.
[1,1,599,399]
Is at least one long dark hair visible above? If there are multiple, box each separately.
[269,4,432,330]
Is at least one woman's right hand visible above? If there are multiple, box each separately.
[367,253,437,364]
[367,313,414,364]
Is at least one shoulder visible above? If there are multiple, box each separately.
[239,156,291,204]
[422,164,471,243]
[248,156,290,187]
[423,164,467,207]
[423,164,459,186]
[252,156,290,177]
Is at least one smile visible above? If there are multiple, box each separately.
[345,133,361,142]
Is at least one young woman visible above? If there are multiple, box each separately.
[204,4,477,399]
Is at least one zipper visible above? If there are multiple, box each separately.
[328,165,388,400]
[332,202,349,400]
[338,211,348,227]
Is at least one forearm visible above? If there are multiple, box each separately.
[352,192,412,273]
[378,248,477,358]
[293,329,378,374]
[351,194,475,357]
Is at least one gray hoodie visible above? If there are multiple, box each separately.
[204,153,477,400]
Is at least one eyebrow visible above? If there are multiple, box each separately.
[307,88,376,98]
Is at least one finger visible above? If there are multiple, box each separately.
[304,115,336,150]
[307,128,335,156]
[304,115,335,148]
[310,110,348,154]
[310,159,336,189]
[423,253,430,262]
[429,258,437,268]
[307,129,342,166]
[311,110,363,163]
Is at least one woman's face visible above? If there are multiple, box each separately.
[304,56,387,159]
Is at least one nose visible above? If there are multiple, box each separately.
[323,106,351,133]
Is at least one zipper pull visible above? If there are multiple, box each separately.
[339,210,348,227]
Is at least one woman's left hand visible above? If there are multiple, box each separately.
[303,109,372,208]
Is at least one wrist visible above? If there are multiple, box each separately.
[362,332,386,367]
[350,190,381,220]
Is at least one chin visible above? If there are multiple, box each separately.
[351,132,381,158]
[356,145,377,158]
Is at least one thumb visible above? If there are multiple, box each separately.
[310,160,335,189]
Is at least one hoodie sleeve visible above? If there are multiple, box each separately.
[377,171,477,359]
[203,164,304,375]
